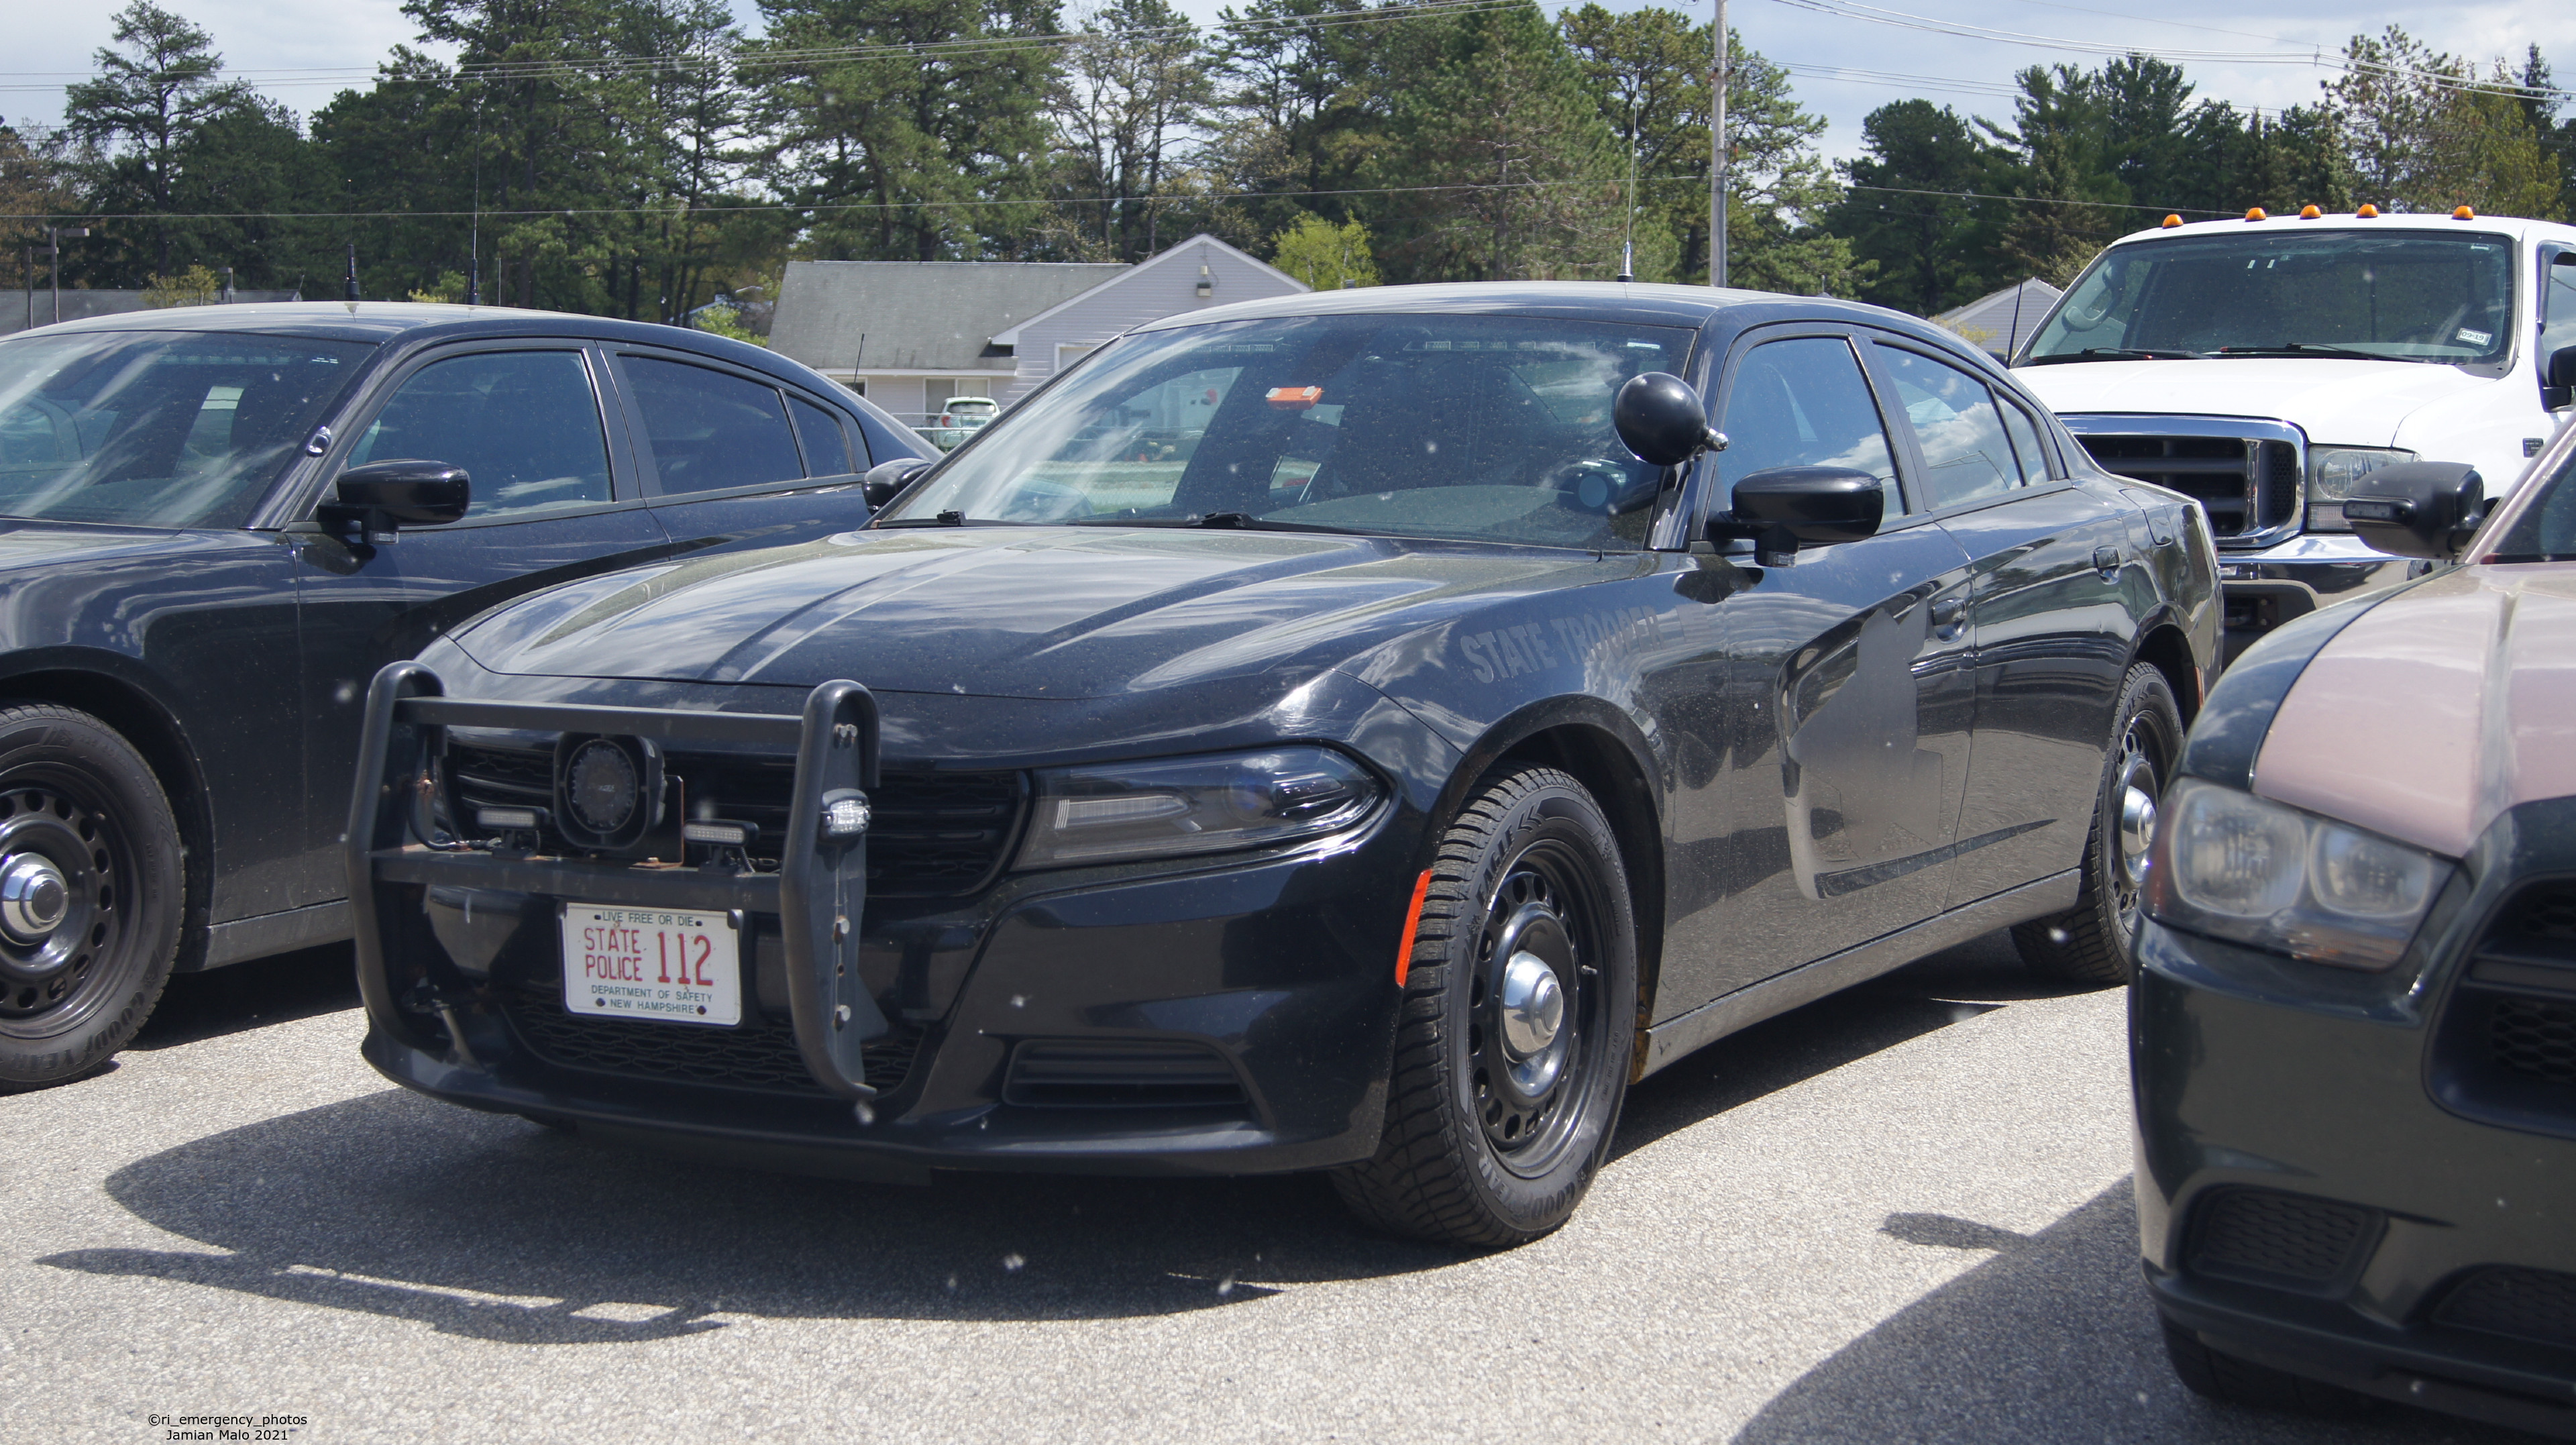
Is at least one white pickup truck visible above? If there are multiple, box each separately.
[2013,209,2576,658]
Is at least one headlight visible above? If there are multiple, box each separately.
[2145,778,2447,970]
[2306,446,2415,531]
[1016,747,1383,868]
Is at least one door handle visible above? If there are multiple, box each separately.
[1930,596,1966,639]
[2092,545,2123,580]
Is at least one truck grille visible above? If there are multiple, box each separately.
[2070,431,2301,540]
[447,743,1025,898]
[500,985,925,1098]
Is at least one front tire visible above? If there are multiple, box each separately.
[0,706,184,1091]
[2013,663,2180,985]
[1334,764,1638,1250]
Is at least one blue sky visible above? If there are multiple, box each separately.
[4,0,2565,164]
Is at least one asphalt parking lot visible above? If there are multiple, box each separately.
[4,934,2509,1444]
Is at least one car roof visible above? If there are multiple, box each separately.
[7,301,826,390]
[1132,281,1960,341]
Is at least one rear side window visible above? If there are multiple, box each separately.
[352,350,611,521]
[1719,336,1902,513]
[622,356,805,495]
[788,396,855,475]
[1874,345,2017,509]
[1997,395,2051,482]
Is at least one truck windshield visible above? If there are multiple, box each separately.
[877,312,1693,551]
[0,329,374,527]
[2490,447,2576,561]
[2025,230,2516,367]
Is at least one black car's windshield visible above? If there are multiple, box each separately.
[0,330,374,528]
[2489,447,2576,561]
[2025,230,2516,366]
[879,313,1694,550]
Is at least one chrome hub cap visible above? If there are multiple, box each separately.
[2117,781,2157,890]
[2108,718,2164,934]
[0,853,70,947]
[1497,949,1568,1093]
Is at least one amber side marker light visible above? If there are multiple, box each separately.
[1394,868,1434,987]
[2455,205,2477,220]
[2357,203,2381,217]
[2245,207,2267,221]
[2161,213,2183,228]
[2300,204,2322,219]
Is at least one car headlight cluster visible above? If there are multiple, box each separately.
[2306,446,2415,532]
[2145,778,2449,971]
[1016,747,1383,868]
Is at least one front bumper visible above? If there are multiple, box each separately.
[2133,916,2576,1436]
[347,665,1426,1177]
[2214,532,2421,657]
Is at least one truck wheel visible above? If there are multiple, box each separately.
[2161,1320,2369,1417]
[1333,764,1638,1250]
[2013,663,2180,985]
[0,705,184,1091]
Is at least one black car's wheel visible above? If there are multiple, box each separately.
[2161,1321,2370,1417]
[1333,763,1638,1250]
[2013,663,2181,985]
[0,705,183,1092]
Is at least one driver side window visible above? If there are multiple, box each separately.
[348,350,612,522]
[1718,337,1903,513]
[2543,254,2576,397]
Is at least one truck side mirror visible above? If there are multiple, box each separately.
[2343,461,2484,561]
[2546,345,2576,411]
[1708,466,1885,566]
[861,457,932,510]
[323,460,471,543]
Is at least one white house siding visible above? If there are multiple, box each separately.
[1001,237,1308,405]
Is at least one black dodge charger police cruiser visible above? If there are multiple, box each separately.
[350,284,2219,1248]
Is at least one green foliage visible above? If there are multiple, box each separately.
[1269,212,1375,288]
[693,300,768,344]
[140,262,221,305]
[407,270,468,303]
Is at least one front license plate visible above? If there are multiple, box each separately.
[561,904,741,1026]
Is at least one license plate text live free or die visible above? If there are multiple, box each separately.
[561,904,742,1026]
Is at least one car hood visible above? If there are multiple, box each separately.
[2015,357,2493,448]
[2253,562,2576,856]
[446,525,1609,700]
[0,520,234,573]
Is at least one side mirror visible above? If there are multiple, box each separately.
[861,457,933,510]
[323,460,470,542]
[1614,372,1725,468]
[2546,345,2576,411]
[1709,466,1885,566]
[2343,460,2484,561]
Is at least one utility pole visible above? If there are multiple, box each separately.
[21,247,30,333]
[47,225,89,326]
[1709,0,1729,288]
[219,266,235,305]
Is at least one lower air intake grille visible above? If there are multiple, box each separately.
[2437,1267,2576,1350]
[2493,998,2576,1086]
[2190,1189,2375,1287]
[501,989,924,1098]
[1004,1040,1247,1109]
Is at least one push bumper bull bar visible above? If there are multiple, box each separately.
[345,661,890,1100]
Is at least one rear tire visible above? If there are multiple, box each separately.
[2013,663,2180,985]
[2161,1320,2371,1417]
[0,705,184,1091]
[1333,764,1638,1250]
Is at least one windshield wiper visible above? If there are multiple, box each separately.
[1067,511,1362,534]
[2213,343,2421,363]
[874,509,1026,528]
[2022,346,2204,364]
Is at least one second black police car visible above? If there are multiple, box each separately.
[348,284,2218,1248]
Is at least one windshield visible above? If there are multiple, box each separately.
[881,313,1694,550]
[2025,230,2516,366]
[2490,447,2576,561]
[0,330,373,527]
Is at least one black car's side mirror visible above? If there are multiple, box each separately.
[2546,345,2576,411]
[2343,461,2484,561]
[1614,372,1726,468]
[323,460,470,543]
[862,457,933,510]
[1708,466,1886,566]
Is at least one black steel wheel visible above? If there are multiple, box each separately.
[0,705,182,1091]
[1333,763,1638,1249]
[2012,663,2182,985]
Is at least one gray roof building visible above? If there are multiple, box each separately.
[1931,278,2063,361]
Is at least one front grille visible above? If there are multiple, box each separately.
[2189,1188,2375,1287]
[2436,1267,2576,1350]
[2430,878,2576,1136]
[2072,433,2299,539]
[448,743,1025,898]
[500,987,924,1097]
[1003,1039,1248,1109]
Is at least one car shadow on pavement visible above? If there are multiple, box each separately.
[1732,1182,2521,1445]
[127,944,362,1051]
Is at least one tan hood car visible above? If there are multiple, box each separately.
[2130,427,2576,1436]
